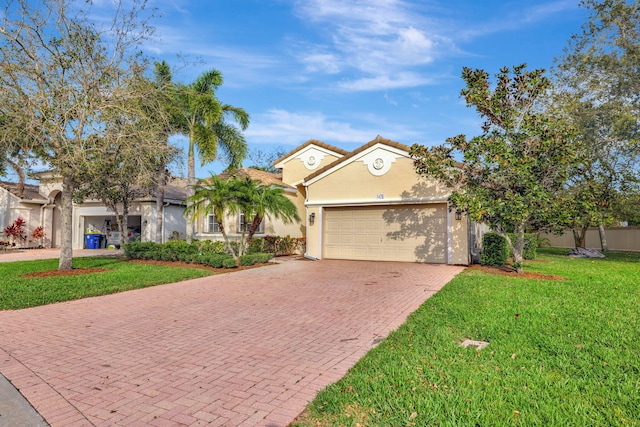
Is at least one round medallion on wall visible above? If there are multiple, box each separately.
[307,156,316,166]
[373,158,384,170]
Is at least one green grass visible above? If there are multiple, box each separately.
[0,257,214,310]
[294,249,640,426]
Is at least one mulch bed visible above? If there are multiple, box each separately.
[467,264,565,281]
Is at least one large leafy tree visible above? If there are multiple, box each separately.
[185,174,299,265]
[410,65,578,273]
[0,0,162,269]
[174,70,250,243]
[553,0,640,250]
[75,75,178,246]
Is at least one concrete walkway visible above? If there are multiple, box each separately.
[0,248,118,263]
[0,257,464,426]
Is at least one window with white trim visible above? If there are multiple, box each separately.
[238,213,263,234]
[207,215,221,233]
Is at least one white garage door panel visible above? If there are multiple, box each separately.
[323,205,448,263]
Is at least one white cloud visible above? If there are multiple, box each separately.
[291,0,456,91]
[245,109,374,145]
[244,108,424,146]
[337,72,433,91]
[300,52,342,74]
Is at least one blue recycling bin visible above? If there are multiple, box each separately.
[85,234,101,249]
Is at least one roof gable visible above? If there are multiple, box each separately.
[216,167,292,188]
[273,139,348,169]
[304,135,411,184]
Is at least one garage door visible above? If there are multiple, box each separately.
[323,204,448,263]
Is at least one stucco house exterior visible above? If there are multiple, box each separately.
[0,181,50,247]
[1,173,187,250]
[193,167,305,242]
[272,136,472,265]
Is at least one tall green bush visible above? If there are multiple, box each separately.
[480,233,509,266]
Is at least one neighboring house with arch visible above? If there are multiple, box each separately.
[0,180,53,248]
[1,173,188,250]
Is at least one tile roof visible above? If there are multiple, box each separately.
[0,181,47,202]
[303,135,411,182]
[272,139,349,166]
[216,168,292,188]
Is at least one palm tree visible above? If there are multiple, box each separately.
[244,184,300,245]
[186,174,300,264]
[176,70,250,242]
[184,175,240,257]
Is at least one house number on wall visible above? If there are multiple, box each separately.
[376,194,384,199]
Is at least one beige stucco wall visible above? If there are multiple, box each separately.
[303,151,469,264]
[306,156,450,204]
[280,153,341,185]
[194,190,305,240]
[305,205,322,259]
[542,227,640,252]
[451,215,470,265]
[0,188,44,247]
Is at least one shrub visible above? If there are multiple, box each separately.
[254,235,306,255]
[239,253,274,266]
[3,217,27,245]
[480,233,509,266]
[194,239,226,254]
[123,241,273,269]
[200,253,234,268]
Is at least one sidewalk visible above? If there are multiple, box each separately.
[0,374,48,426]
[0,248,119,263]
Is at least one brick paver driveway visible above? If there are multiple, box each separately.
[0,259,464,426]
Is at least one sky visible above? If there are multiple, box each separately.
[19,0,592,180]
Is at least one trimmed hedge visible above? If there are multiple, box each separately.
[124,241,273,268]
[480,233,509,266]
[249,235,305,255]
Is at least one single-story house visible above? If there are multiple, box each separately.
[272,136,473,265]
[1,173,188,250]
[196,136,475,264]
[193,167,305,241]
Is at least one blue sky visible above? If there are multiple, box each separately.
[27,0,591,180]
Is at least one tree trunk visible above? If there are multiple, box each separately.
[509,225,525,274]
[185,134,196,243]
[573,226,587,248]
[598,222,608,252]
[245,215,263,247]
[219,223,240,265]
[58,175,74,270]
[155,165,166,243]
[7,158,25,198]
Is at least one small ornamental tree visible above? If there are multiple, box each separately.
[3,217,27,246]
[32,225,46,247]
[411,65,578,273]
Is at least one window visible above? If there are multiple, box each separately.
[238,213,263,234]
[207,215,221,233]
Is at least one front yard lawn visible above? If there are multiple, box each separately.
[0,257,215,310]
[293,249,640,426]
